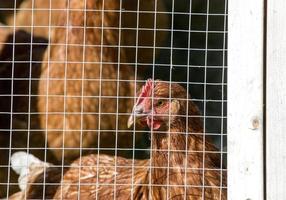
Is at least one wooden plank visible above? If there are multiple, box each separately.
[266,0,286,199]
[228,0,264,199]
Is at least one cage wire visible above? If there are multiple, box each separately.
[0,0,227,199]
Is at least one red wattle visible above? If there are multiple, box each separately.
[147,117,161,130]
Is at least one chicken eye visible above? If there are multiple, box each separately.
[157,99,164,106]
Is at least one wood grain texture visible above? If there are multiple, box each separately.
[266,0,286,198]
[228,0,264,199]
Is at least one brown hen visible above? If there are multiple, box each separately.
[11,80,226,199]
[35,0,168,162]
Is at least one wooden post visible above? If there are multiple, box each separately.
[266,0,286,198]
[228,0,265,199]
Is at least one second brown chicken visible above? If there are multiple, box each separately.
[37,0,168,162]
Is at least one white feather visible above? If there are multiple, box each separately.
[11,151,50,191]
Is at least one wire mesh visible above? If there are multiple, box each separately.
[0,0,227,199]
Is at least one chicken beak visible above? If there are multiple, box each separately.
[127,114,135,129]
[127,104,148,128]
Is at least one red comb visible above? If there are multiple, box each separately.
[136,79,153,104]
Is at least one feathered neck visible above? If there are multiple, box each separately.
[151,111,203,151]
[149,115,204,181]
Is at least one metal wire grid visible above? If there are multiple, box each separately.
[0,0,227,199]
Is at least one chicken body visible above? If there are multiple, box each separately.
[53,139,225,200]
[38,80,225,199]
[34,0,168,162]
[35,0,167,162]
[53,128,225,199]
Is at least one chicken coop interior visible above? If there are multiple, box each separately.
[0,0,227,199]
